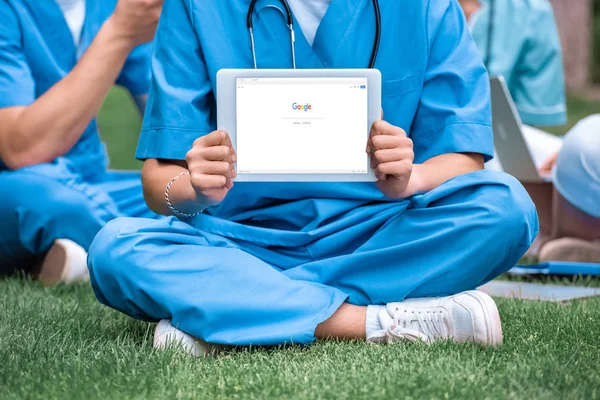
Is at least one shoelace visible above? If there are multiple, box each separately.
[389,308,449,344]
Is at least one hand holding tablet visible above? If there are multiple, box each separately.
[367,120,416,198]
[185,130,237,205]
[217,69,382,182]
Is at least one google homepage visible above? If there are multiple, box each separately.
[236,77,368,174]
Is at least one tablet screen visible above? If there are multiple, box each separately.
[236,77,369,175]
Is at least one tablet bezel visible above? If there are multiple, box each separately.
[217,69,381,182]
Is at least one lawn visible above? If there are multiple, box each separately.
[1,89,599,399]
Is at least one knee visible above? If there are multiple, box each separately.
[0,172,107,249]
[555,119,600,218]
[88,217,158,309]
[88,217,161,317]
[1,175,70,219]
[474,172,539,250]
[33,189,95,225]
[88,217,142,281]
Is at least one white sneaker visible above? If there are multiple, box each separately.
[367,290,503,347]
[35,239,89,286]
[153,319,221,357]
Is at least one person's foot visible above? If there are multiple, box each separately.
[538,237,600,264]
[367,290,503,347]
[34,239,89,287]
[153,319,221,357]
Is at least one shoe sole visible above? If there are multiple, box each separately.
[465,291,503,347]
[37,242,68,287]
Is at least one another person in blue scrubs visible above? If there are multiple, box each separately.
[0,0,163,285]
[461,0,600,263]
[88,0,538,353]
[464,0,567,128]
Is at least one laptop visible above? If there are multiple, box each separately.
[490,76,551,183]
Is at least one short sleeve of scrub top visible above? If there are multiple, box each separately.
[116,43,153,97]
[137,0,493,163]
[512,4,566,126]
[411,0,494,162]
[136,0,214,161]
[0,2,35,108]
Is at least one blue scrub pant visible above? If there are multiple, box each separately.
[88,171,538,346]
[0,158,154,275]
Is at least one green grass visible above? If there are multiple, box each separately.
[1,279,599,400]
[1,89,599,399]
[97,87,144,171]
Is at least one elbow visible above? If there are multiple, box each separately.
[0,127,57,169]
[1,152,33,170]
[0,147,55,170]
[142,184,167,216]
[0,131,67,170]
[141,162,169,216]
[471,153,485,170]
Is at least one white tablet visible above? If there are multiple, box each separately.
[217,69,381,182]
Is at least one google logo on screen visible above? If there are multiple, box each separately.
[292,103,312,112]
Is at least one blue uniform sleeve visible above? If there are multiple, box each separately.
[0,2,35,108]
[512,3,566,126]
[411,0,494,163]
[136,0,214,161]
[116,43,153,97]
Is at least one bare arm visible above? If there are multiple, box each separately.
[0,0,162,170]
[142,130,237,216]
[369,120,484,198]
[142,159,198,216]
[406,152,484,195]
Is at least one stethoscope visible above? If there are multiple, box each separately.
[247,0,381,69]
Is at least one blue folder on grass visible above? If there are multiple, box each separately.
[509,262,600,276]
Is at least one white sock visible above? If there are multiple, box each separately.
[365,305,386,337]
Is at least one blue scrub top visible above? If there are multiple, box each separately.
[469,0,567,126]
[0,0,152,177]
[137,0,494,234]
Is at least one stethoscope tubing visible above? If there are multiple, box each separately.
[247,0,381,69]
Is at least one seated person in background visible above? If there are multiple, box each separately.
[87,0,537,353]
[0,0,162,285]
[537,116,600,263]
[459,0,600,263]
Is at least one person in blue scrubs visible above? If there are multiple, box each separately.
[461,0,600,263]
[88,0,538,352]
[462,0,567,171]
[0,0,163,285]
[464,0,567,127]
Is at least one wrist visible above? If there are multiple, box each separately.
[166,172,210,216]
[103,17,138,52]
[388,164,425,199]
[403,164,426,197]
[377,166,423,199]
